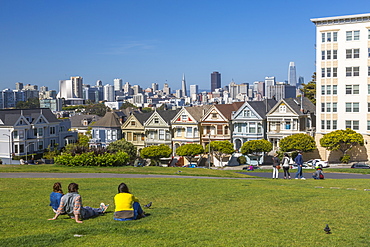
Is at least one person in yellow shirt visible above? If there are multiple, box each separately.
[114,182,146,221]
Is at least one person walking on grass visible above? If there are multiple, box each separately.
[281,153,291,179]
[48,183,109,223]
[272,153,280,179]
[294,151,306,180]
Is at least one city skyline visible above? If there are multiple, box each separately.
[1,1,369,91]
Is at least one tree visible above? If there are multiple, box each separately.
[120,101,136,109]
[320,128,364,163]
[240,139,272,155]
[107,139,137,162]
[140,144,172,166]
[84,103,109,117]
[16,97,40,109]
[279,134,317,153]
[175,144,204,163]
[301,72,316,105]
[240,139,272,165]
[206,140,234,165]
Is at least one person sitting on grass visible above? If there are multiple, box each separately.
[49,182,64,213]
[48,183,109,223]
[113,182,146,221]
[312,164,324,180]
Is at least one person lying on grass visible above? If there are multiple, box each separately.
[48,182,109,223]
[114,182,146,221]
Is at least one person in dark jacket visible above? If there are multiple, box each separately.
[272,153,280,179]
[294,152,306,180]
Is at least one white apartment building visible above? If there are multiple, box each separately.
[311,13,370,161]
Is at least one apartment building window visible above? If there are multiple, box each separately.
[346,120,359,130]
[154,118,159,124]
[346,30,360,41]
[181,115,187,121]
[368,102,370,112]
[346,67,360,76]
[346,49,360,58]
[321,85,325,95]
[368,48,370,57]
[326,103,331,112]
[327,50,331,59]
[333,102,337,112]
[285,120,291,130]
[50,126,56,135]
[346,85,360,94]
[321,120,325,129]
[327,68,331,77]
[368,29,370,39]
[321,103,325,112]
[38,141,43,150]
[368,67,370,76]
[322,68,325,77]
[368,121,370,131]
[224,126,229,135]
[133,134,137,141]
[333,85,337,94]
[345,102,359,112]
[333,50,337,59]
[258,123,262,133]
[333,120,337,130]
[333,32,338,41]
[326,120,331,129]
[38,128,43,137]
[13,130,18,138]
[322,51,325,60]
[322,32,337,42]
[327,85,331,94]
[333,68,338,77]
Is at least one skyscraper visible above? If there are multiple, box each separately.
[190,84,198,96]
[113,78,122,92]
[264,76,276,99]
[181,74,187,97]
[71,76,83,98]
[211,71,221,92]
[103,84,114,102]
[288,62,297,87]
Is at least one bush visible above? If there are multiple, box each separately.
[54,151,129,166]
[340,154,350,164]
[237,156,247,165]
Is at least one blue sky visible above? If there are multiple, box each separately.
[1,0,369,91]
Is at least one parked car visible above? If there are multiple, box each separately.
[303,159,329,168]
[351,162,370,169]
[291,163,314,169]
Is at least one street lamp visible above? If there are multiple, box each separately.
[3,133,11,165]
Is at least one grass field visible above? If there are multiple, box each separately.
[1,177,370,246]
[0,164,252,178]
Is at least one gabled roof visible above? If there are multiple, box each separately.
[185,105,212,122]
[91,112,121,128]
[248,99,277,119]
[70,114,101,128]
[156,109,180,123]
[0,108,59,126]
[133,112,153,125]
[267,97,315,116]
[214,102,244,120]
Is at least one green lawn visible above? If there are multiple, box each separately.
[1,177,370,246]
[0,164,252,178]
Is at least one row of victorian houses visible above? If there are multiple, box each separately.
[0,97,315,165]
[87,97,316,164]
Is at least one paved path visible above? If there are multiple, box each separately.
[239,171,370,179]
[1,172,370,179]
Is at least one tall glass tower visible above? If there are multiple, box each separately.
[288,62,297,87]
